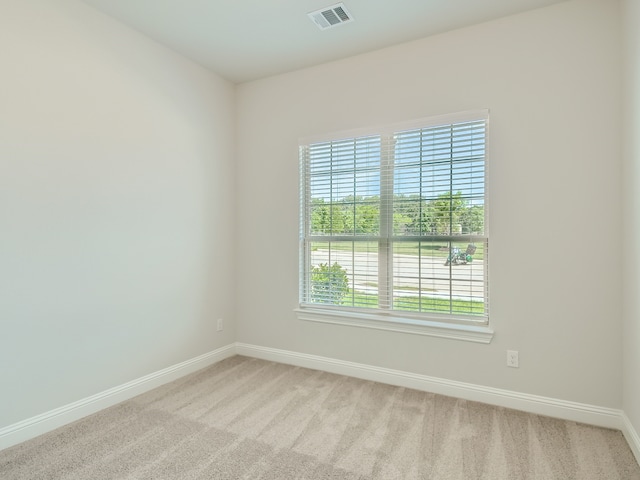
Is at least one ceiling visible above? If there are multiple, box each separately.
[82,0,568,84]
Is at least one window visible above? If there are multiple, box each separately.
[298,111,490,341]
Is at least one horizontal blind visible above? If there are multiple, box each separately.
[393,120,486,236]
[300,113,488,322]
[303,136,381,236]
[390,119,487,317]
[300,136,383,307]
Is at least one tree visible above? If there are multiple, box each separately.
[312,192,481,237]
[431,191,466,235]
[393,211,412,235]
[395,195,434,235]
[311,199,330,234]
[339,196,379,235]
[329,205,346,233]
[311,199,346,234]
[355,203,379,234]
[310,262,349,304]
[460,205,484,234]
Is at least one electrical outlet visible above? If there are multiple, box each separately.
[217,318,223,332]
[507,350,519,368]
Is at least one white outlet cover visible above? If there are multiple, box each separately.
[507,350,519,368]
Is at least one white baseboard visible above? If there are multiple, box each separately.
[3,341,635,461]
[0,344,236,451]
[622,412,640,466]
[235,343,624,431]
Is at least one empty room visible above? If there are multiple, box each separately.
[2,0,640,478]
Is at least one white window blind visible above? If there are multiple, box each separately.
[299,111,488,325]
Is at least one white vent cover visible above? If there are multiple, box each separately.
[308,3,354,30]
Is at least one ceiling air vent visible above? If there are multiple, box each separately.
[308,3,354,30]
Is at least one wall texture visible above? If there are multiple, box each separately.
[236,0,622,408]
[0,0,236,427]
[623,0,640,444]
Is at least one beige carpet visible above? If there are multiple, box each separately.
[1,355,639,479]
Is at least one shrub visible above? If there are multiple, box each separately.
[310,262,349,305]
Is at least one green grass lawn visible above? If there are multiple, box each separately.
[340,291,485,316]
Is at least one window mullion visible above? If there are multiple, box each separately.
[300,145,311,304]
[379,135,395,310]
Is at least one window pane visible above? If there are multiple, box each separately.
[307,137,381,236]
[393,121,485,237]
[308,136,380,202]
[392,241,486,315]
[309,241,379,308]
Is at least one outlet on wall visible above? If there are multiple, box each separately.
[507,350,519,368]
[217,318,223,332]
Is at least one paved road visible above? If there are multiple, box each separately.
[310,249,485,300]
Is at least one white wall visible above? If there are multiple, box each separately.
[622,0,640,442]
[0,0,630,445]
[0,0,235,427]
[236,0,622,408]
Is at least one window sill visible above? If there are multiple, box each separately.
[294,307,494,344]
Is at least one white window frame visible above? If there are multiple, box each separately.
[296,110,493,343]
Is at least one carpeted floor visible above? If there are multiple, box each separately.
[1,355,639,479]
